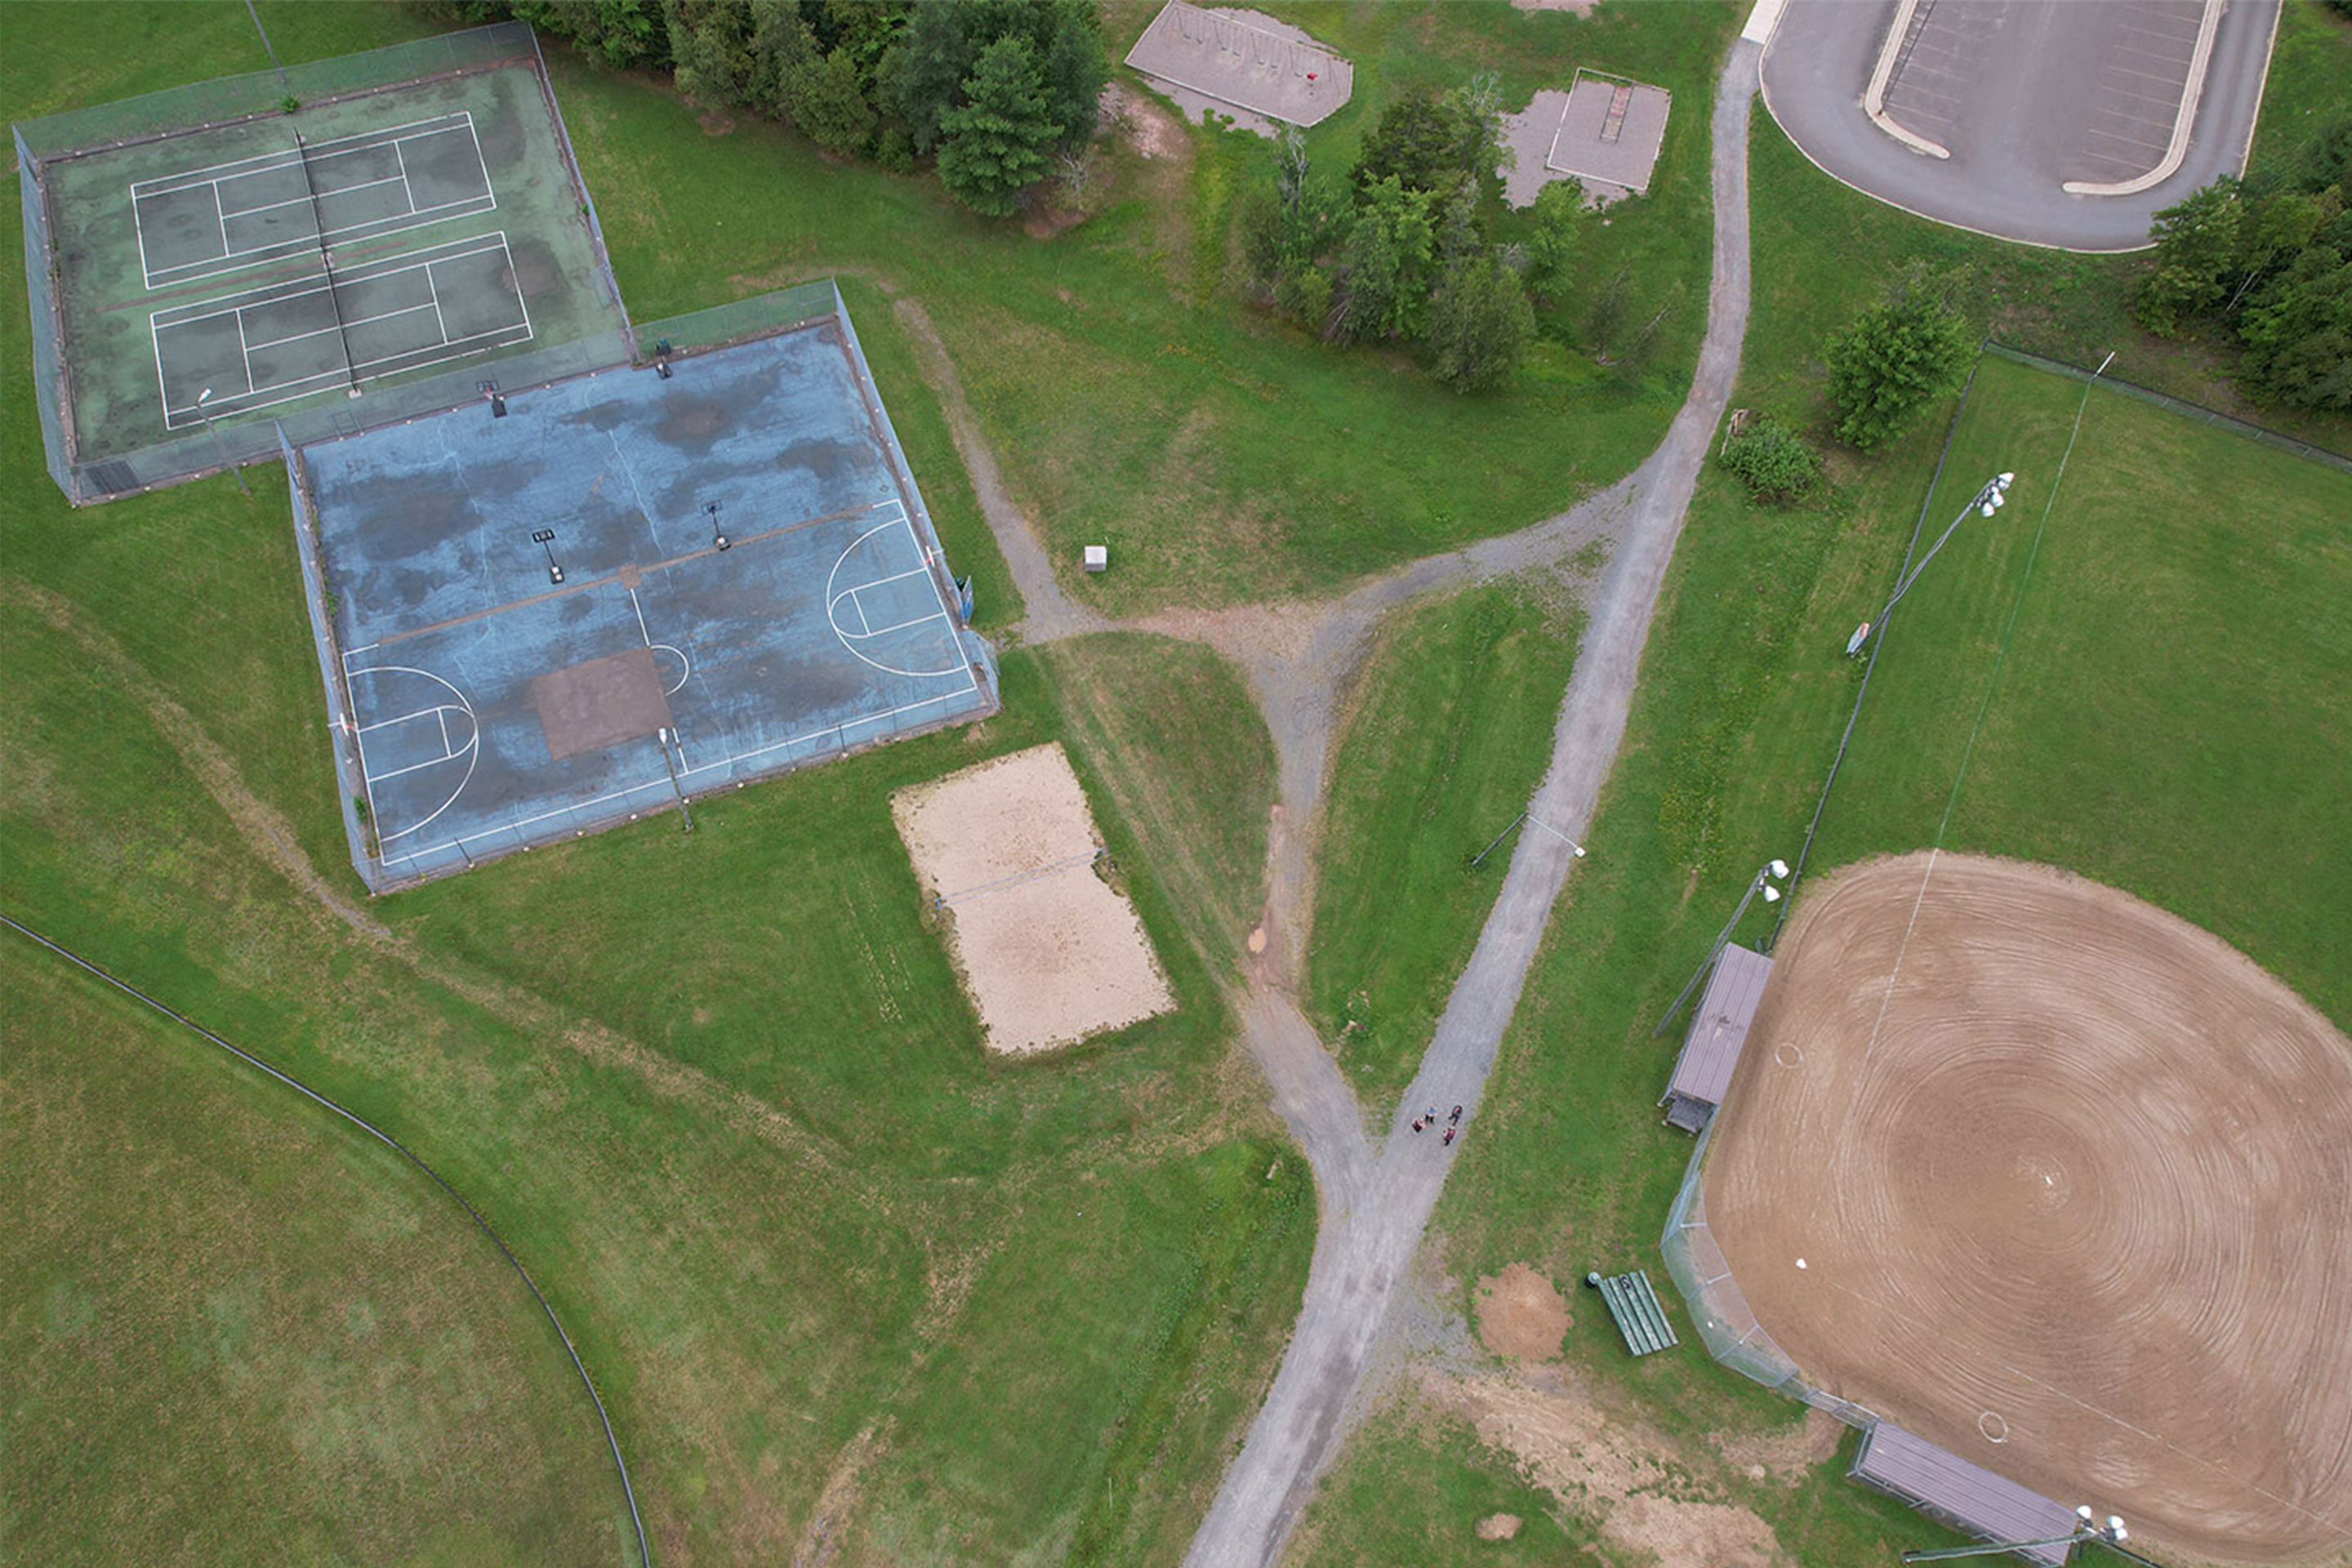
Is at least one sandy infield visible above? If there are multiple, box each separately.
[893,744,1174,1054]
[1705,853,2352,1562]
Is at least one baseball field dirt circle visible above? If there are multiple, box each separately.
[1704,853,2352,1562]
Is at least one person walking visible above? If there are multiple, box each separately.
[1411,1117,1424,1134]
[1449,1105,1463,1125]
[1442,1126,1457,1147]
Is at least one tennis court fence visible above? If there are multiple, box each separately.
[17,21,632,505]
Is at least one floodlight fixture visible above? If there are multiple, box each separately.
[1998,471,2016,488]
[1762,884,1781,902]
[1768,858,1790,879]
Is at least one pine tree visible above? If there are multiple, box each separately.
[936,35,1058,217]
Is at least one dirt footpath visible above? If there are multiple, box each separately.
[1707,853,2352,1562]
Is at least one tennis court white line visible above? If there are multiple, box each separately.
[134,113,477,193]
[158,234,530,425]
[136,112,498,287]
[154,230,512,331]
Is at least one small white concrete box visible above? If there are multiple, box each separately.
[1084,545,1109,572]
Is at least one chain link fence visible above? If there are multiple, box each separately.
[16,21,633,505]
[1659,1120,1882,1432]
[15,23,537,162]
[1984,341,2352,477]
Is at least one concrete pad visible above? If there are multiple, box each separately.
[1124,2,1353,132]
[297,314,998,889]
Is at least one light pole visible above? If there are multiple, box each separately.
[1469,810,1588,871]
[1651,858,1788,1036]
[1846,470,2013,657]
[194,387,248,495]
[707,501,728,551]
[1900,1506,2151,1563]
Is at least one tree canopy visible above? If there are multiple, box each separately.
[1824,288,1973,450]
[464,0,1106,216]
[2135,161,2352,412]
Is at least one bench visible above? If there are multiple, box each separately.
[1587,1267,1678,1356]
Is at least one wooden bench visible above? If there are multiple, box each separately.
[1588,1267,1678,1356]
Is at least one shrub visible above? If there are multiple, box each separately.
[1716,416,1823,501]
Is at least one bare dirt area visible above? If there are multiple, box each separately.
[1429,1369,1789,1566]
[1474,1263,1571,1362]
[893,743,1174,1054]
[1707,852,2352,1562]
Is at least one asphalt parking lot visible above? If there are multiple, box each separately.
[1760,0,2282,250]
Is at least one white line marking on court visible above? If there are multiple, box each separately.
[135,113,496,287]
[156,233,530,425]
[628,586,651,646]
[346,666,481,845]
[653,644,691,696]
[824,519,967,678]
[383,672,984,869]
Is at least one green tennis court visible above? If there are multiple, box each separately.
[22,33,626,480]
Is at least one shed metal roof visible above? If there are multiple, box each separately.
[1666,942,1773,1111]
[1851,1423,2078,1565]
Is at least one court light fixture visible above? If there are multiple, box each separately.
[532,528,564,584]
[707,501,728,551]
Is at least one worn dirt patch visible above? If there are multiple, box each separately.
[1431,1369,1788,1566]
[1712,1406,1847,1488]
[1708,852,2352,1562]
[1511,0,1597,11]
[1476,1511,1523,1540]
[1474,1263,1570,1362]
[893,743,1174,1054]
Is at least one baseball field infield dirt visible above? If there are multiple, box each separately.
[1705,853,2352,1563]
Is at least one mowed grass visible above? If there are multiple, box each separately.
[1287,1410,1604,1565]
[1306,578,1584,1107]
[0,946,626,1566]
[548,1,1740,613]
[1810,352,2352,1027]
[1342,359,2352,1553]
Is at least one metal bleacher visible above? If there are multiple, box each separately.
[1588,1268,1679,1356]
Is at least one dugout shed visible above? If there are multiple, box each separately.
[1662,942,1771,1132]
[1851,1422,2079,1565]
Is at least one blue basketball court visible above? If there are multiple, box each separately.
[290,312,998,889]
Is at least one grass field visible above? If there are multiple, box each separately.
[0,946,628,1566]
[9,2,2350,1562]
[1307,354,2352,1554]
[549,0,1740,613]
[1304,577,1584,1107]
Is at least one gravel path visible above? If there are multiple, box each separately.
[1183,40,1761,1566]
[904,38,1761,1566]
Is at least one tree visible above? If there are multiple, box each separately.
[666,0,755,107]
[1329,175,1437,342]
[2136,179,2244,335]
[1353,86,1469,198]
[1824,291,1972,450]
[1428,255,1535,391]
[1520,180,1582,305]
[936,35,1058,216]
[1717,416,1824,501]
[881,2,969,154]
[2238,239,2352,411]
[793,47,878,154]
